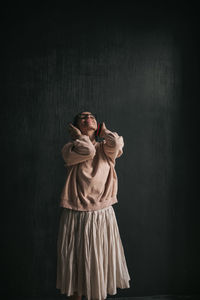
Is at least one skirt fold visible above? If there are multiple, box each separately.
[56,205,130,300]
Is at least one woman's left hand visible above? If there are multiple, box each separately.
[99,122,107,138]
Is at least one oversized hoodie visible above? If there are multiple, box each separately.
[60,129,124,211]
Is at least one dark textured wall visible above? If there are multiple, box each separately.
[1,3,199,298]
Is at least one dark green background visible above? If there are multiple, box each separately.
[1,2,199,298]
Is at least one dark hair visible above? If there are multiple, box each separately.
[72,112,81,128]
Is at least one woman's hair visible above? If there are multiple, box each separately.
[72,112,82,128]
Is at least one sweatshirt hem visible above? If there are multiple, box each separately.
[59,198,118,211]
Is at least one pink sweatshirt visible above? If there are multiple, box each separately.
[60,129,124,211]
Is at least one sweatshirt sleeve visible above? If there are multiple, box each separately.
[102,129,124,162]
[61,135,96,167]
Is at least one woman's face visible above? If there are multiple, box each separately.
[77,111,98,134]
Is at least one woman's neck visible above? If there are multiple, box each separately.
[82,130,96,143]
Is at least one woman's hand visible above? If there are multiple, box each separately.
[68,123,82,140]
[99,122,107,138]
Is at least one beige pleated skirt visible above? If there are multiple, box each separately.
[56,205,131,300]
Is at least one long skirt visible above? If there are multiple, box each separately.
[56,205,131,300]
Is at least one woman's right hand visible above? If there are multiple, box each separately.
[68,123,82,140]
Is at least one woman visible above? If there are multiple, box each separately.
[56,111,131,300]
